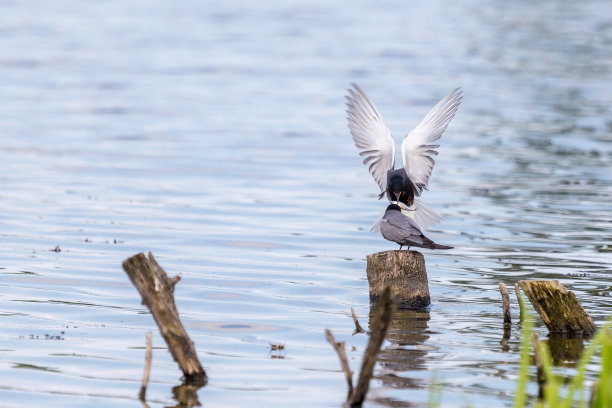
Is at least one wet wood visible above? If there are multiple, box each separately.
[350,287,396,407]
[139,330,153,402]
[499,282,511,351]
[123,252,207,383]
[518,280,596,335]
[351,308,364,334]
[366,250,429,309]
[499,282,511,326]
[325,329,354,401]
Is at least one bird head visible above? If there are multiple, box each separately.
[386,203,402,212]
[389,175,404,201]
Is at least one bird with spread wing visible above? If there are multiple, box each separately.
[345,83,462,234]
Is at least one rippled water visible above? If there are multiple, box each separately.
[1,1,611,407]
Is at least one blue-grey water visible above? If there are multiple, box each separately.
[1,1,611,407]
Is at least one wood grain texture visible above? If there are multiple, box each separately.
[366,250,429,309]
[123,252,207,384]
[518,279,596,335]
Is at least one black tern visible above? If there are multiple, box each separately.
[380,204,453,250]
[346,83,462,229]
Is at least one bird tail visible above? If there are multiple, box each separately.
[421,236,453,250]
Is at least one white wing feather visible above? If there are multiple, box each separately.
[401,88,462,196]
[346,83,395,193]
[412,200,442,230]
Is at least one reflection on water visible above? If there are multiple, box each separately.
[0,0,611,407]
[169,383,203,408]
[377,310,432,389]
[545,334,586,366]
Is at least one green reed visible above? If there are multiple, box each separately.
[514,295,612,408]
[428,296,611,407]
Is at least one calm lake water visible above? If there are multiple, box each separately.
[1,1,611,407]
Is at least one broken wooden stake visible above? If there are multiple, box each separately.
[499,282,511,350]
[122,252,207,384]
[366,250,429,309]
[139,330,153,402]
[351,308,364,334]
[518,280,596,335]
[499,282,511,326]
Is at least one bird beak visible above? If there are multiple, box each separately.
[394,192,401,201]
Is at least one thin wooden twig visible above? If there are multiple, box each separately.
[351,308,364,334]
[139,330,153,402]
[349,287,396,407]
[325,329,354,401]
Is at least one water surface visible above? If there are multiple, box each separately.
[1,1,611,407]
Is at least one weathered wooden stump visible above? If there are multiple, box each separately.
[122,252,207,384]
[518,279,596,335]
[366,250,429,309]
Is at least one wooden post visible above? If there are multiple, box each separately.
[518,280,596,335]
[499,282,511,351]
[366,250,429,309]
[122,252,207,384]
[499,282,511,326]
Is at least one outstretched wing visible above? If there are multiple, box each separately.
[412,200,442,230]
[401,88,462,196]
[346,83,395,193]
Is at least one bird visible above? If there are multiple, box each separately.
[379,204,453,250]
[346,83,462,230]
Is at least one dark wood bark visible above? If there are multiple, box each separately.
[499,282,511,326]
[122,252,207,383]
[518,280,596,335]
[366,250,429,309]
[499,282,511,351]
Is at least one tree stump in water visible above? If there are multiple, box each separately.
[366,250,429,309]
[518,279,596,335]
